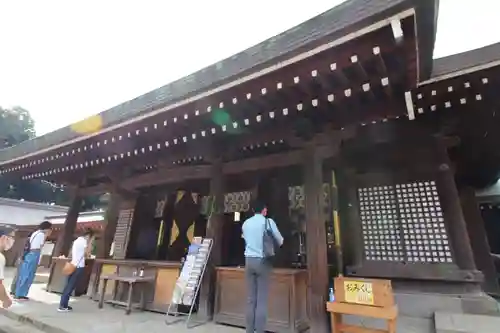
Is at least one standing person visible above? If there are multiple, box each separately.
[9,254,21,296]
[242,201,283,333]
[0,225,16,308]
[15,221,52,300]
[11,233,33,296]
[58,229,94,312]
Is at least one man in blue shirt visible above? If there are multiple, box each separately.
[242,201,283,333]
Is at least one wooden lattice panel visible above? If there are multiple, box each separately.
[358,186,404,262]
[224,191,251,213]
[358,181,453,264]
[288,184,331,211]
[112,208,134,260]
[396,181,452,263]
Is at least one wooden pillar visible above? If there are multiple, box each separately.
[330,170,344,275]
[437,139,477,271]
[198,158,224,319]
[270,176,293,267]
[53,190,83,256]
[303,143,329,333]
[96,191,122,258]
[46,191,82,293]
[460,187,499,293]
[343,168,364,271]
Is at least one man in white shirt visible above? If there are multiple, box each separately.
[15,221,52,300]
[58,229,94,312]
[0,225,16,308]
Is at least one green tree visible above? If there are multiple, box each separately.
[0,106,69,205]
[0,106,105,210]
[0,106,35,147]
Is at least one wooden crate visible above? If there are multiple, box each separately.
[334,277,394,308]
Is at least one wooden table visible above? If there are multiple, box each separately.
[89,259,181,313]
[98,274,156,315]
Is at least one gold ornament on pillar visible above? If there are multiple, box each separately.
[176,191,185,204]
[168,190,201,259]
[186,223,195,243]
[169,220,179,246]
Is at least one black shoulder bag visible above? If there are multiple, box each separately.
[22,231,41,261]
[262,218,278,258]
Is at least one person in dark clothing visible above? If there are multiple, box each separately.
[58,229,94,312]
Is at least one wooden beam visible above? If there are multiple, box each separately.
[404,91,415,120]
[79,182,137,197]
[443,136,461,148]
[311,69,334,93]
[303,143,329,333]
[91,145,338,192]
[350,54,368,82]
[372,46,388,77]
[381,77,392,97]
[459,187,500,294]
[361,82,376,101]
[47,188,83,291]
[80,183,111,196]
[330,62,349,87]
[96,189,122,259]
[151,140,215,168]
[391,19,404,44]
[224,148,335,175]
[224,126,297,156]
[121,164,212,190]
[436,137,476,271]
[198,158,224,319]
[53,189,83,256]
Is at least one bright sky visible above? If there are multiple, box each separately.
[0,0,499,136]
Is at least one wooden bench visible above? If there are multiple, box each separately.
[98,274,155,315]
[326,301,398,333]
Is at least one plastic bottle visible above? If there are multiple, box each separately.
[329,287,335,302]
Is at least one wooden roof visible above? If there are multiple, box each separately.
[429,42,500,82]
[409,42,500,117]
[0,0,438,165]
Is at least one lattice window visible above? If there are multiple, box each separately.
[359,186,404,262]
[358,181,453,264]
[396,181,452,263]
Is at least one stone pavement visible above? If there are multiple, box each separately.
[0,313,46,333]
[2,267,500,333]
[434,312,500,333]
[1,268,243,333]
[0,266,434,333]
